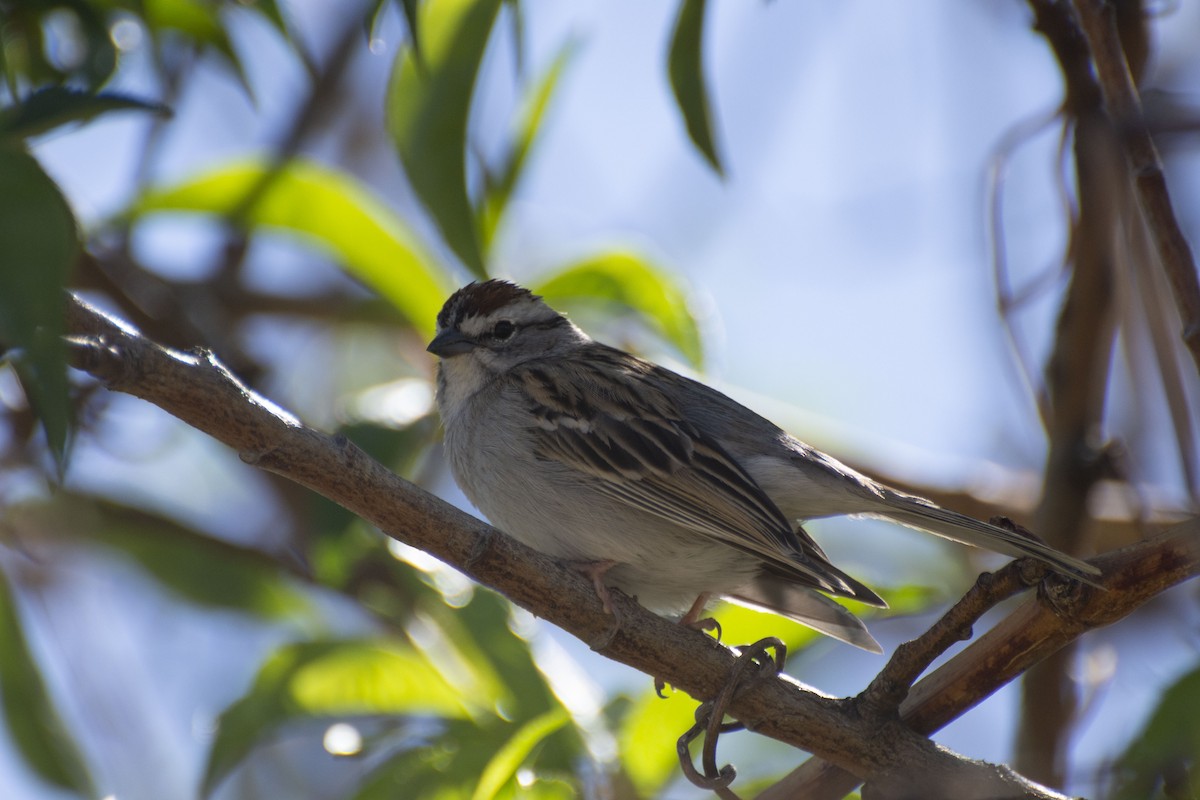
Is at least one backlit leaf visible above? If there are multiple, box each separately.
[534,253,703,367]
[203,639,474,796]
[616,686,697,796]
[471,708,571,800]
[131,159,452,335]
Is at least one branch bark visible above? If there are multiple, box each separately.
[63,296,1199,799]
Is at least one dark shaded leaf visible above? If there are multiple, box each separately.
[386,0,503,277]
[0,146,77,468]
[534,253,703,367]
[400,0,424,67]
[0,86,170,142]
[479,43,573,252]
[1113,661,1200,799]
[667,0,724,176]
[0,568,94,795]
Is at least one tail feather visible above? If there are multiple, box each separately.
[727,576,883,654]
[877,494,1103,587]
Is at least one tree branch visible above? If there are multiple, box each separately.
[63,296,1199,799]
[1069,0,1200,373]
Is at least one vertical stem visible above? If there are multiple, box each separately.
[1018,0,1129,786]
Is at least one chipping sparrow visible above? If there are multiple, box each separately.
[428,280,1100,652]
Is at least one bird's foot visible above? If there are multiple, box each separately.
[566,559,620,614]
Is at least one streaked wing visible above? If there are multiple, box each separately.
[514,348,859,598]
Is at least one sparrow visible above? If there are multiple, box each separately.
[427,280,1100,652]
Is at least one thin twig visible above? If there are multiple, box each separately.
[856,560,1034,718]
[1071,0,1200,374]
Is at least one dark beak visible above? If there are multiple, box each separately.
[427,329,477,358]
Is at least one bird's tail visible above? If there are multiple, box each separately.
[727,576,883,654]
[876,492,1103,587]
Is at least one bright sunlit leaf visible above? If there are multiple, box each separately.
[534,253,703,367]
[0,569,94,795]
[386,0,503,277]
[202,638,474,796]
[668,0,724,176]
[131,158,452,335]
[471,707,571,800]
[0,146,77,468]
[616,686,698,796]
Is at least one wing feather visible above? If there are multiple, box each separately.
[515,350,872,600]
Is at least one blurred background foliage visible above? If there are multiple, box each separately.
[0,0,1199,798]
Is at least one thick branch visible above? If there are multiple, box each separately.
[63,297,1199,799]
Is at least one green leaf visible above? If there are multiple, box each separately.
[471,708,571,800]
[0,86,170,142]
[1114,661,1200,799]
[399,0,425,67]
[479,43,573,253]
[243,0,292,40]
[667,0,724,176]
[534,253,703,367]
[0,146,77,467]
[616,686,698,796]
[0,568,94,795]
[203,638,475,796]
[386,0,503,277]
[131,158,453,335]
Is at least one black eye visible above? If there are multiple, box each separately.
[491,320,515,340]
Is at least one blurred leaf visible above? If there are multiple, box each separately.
[90,502,308,618]
[0,568,94,795]
[0,86,170,142]
[0,2,117,90]
[399,0,424,67]
[667,0,724,176]
[472,707,571,800]
[203,638,476,796]
[479,43,573,252]
[0,146,77,468]
[353,719,481,800]
[1114,661,1200,799]
[131,158,453,334]
[142,0,254,96]
[386,0,503,277]
[243,0,292,40]
[439,589,554,722]
[616,684,697,796]
[534,253,703,367]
